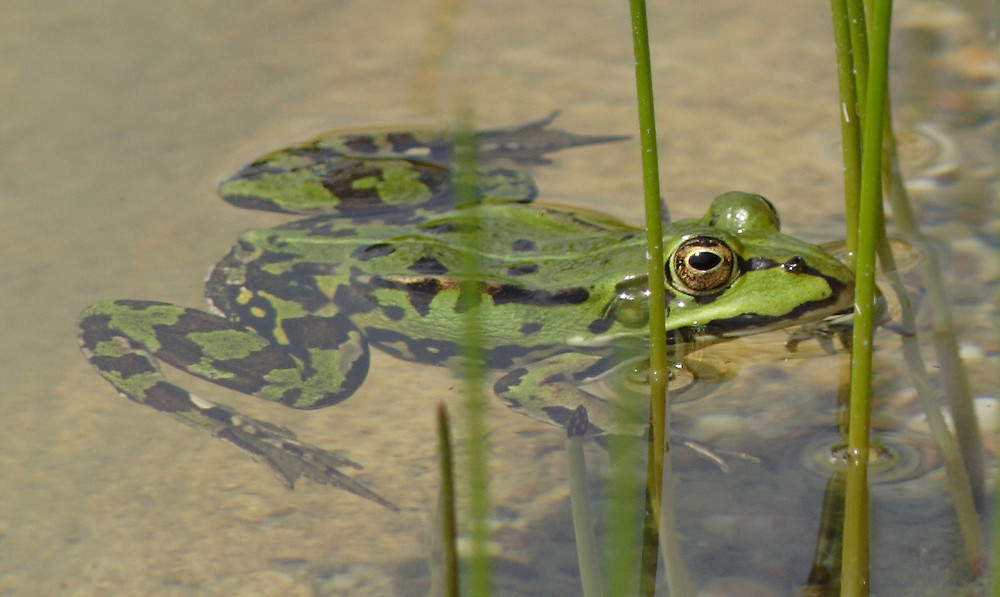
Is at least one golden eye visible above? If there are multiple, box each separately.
[668,236,737,295]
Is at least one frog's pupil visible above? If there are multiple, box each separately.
[689,251,721,271]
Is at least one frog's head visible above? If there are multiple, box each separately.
[662,191,855,341]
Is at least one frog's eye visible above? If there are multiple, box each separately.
[668,236,738,295]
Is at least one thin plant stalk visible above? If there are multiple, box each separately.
[628,0,668,514]
[452,116,493,597]
[629,0,694,595]
[845,0,870,120]
[829,0,862,253]
[437,404,461,597]
[835,0,985,580]
[882,130,986,506]
[629,1,665,590]
[841,0,893,594]
[880,140,986,572]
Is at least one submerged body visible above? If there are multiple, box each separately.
[78,115,854,507]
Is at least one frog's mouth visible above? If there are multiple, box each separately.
[691,273,856,341]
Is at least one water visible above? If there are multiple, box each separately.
[0,0,994,595]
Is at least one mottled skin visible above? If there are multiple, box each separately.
[78,114,854,508]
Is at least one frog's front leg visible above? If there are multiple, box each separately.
[77,300,396,509]
[494,352,650,437]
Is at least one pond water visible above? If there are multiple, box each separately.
[0,1,995,595]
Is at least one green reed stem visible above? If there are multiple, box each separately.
[841,0,892,594]
[845,0,869,119]
[830,0,862,254]
[629,1,694,595]
[628,0,665,590]
[437,404,462,597]
[628,0,667,508]
[453,116,493,597]
[835,0,985,582]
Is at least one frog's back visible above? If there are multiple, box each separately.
[350,203,640,279]
[324,203,643,366]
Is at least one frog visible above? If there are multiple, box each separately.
[77,113,855,509]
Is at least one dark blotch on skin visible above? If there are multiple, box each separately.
[493,367,530,397]
[333,284,380,314]
[488,284,590,307]
[551,287,590,304]
[278,387,304,407]
[382,305,406,320]
[355,243,396,261]
[405,279,442,317]
[541,405,578,429]
[343,134,381,154]
[520,322,543,335]
[146,381,198,413]
[490,284,536,305]
[386,132,424,153]
[512,239,536,252]
[366,327,458,365]
[543,405,602,435]
[78,312,117,348]
[89,352,158,379]
[489,344,549,370]
[409,257,449,275]
[588,318,613,334]
[574,354,621,382]
[508,263,538,276]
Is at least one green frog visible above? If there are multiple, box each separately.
[78,114,854,509]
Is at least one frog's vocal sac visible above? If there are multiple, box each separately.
[78,113,854,508]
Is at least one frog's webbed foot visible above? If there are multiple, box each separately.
[213,409,399,510]
[476,111,629,165]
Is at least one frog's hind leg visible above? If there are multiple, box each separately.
[217,114,627,218]
[77,300,395,509]
[81,300,370,406]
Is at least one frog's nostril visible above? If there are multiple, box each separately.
[783,256,807,273]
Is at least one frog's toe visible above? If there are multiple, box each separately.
[221,421,398,511]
